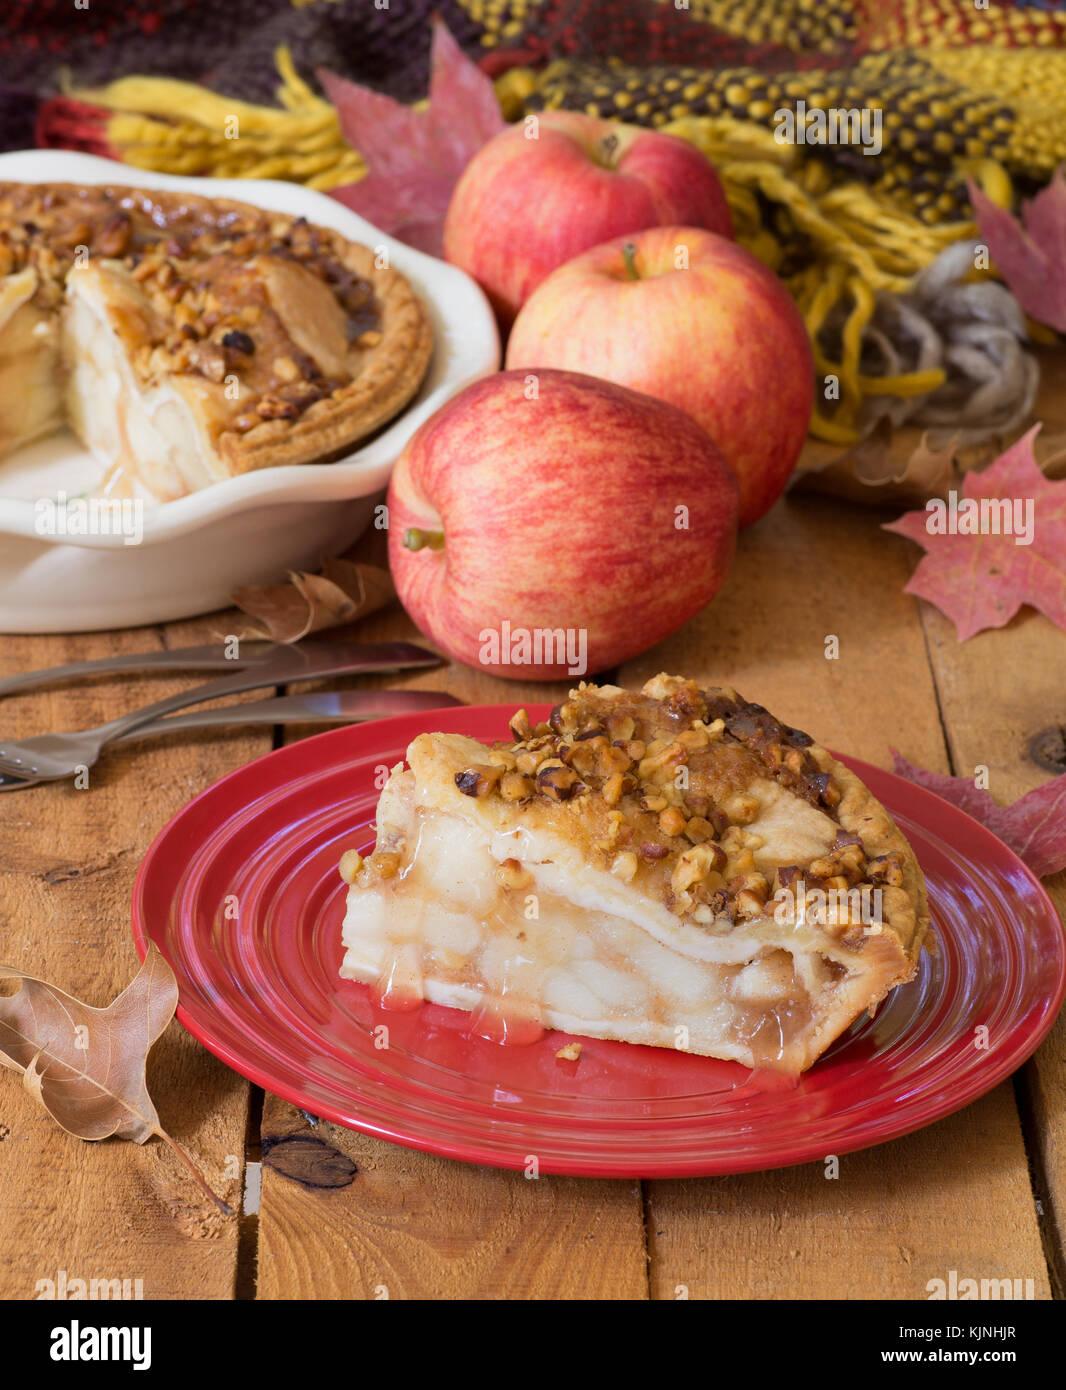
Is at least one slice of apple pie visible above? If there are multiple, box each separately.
[0,182,432,501]
[339,675,929,1072]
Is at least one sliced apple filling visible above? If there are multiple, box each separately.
[340,677,930,1074]
[62,262,234,501]
[0,267,63,459]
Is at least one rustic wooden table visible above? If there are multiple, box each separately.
[1,493,1063,1301]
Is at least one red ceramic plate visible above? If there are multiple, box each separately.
[132,705,1066,1177]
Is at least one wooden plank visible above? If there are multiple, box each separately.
[0,619,269,1300]
[257,1098,647,1300]
[621,494,1051,1299]
[914,601,1066,1293]
[256,565,649,1299]
[645,1094,1048,1300]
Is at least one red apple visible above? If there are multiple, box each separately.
[387,369,738,681]
[505,226,814,527]
[442,111,732,327]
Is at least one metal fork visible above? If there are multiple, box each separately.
[0,687,459,791]
[0,641,439,782]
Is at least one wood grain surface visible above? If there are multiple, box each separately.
[0,493,1062,1301]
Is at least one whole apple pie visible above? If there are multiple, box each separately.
[0,182,433,501]
[339,675,930,1073]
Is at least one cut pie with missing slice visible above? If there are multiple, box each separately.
[339,675,930,1072]
[0,182,433,501]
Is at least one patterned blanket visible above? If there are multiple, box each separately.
[1,0,1063,448]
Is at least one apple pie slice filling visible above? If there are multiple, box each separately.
[340,677,929,1073]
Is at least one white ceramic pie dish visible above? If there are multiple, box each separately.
[0,150,499,634]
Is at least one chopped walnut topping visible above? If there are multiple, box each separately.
[611,851,639,882]
[671,844,723,895]
[256,394,300,420]
[447,680,882,931]
[495,857,532,890]
[500,771,533,801]
[602,771,626,806]
[338,848,364,884]
[97,212,131,257]
[676,727,710,751]
[659,806,687,838]
[566,741,599,779]
[189,340,228,383]
[596,743,633,778]
[536,761,580,801]
[605,711,635,741]
[867,854,903,887]
[724,848,757,878]
[454,765,502,797]
[724,792,760,825]
[221,328,255,354]
[508,708,532,741]
[273,354,301,382]
[735,888,769,920]
[684,816,715,844]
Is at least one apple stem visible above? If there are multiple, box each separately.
[402,527,445,552]
[621,242,640,281]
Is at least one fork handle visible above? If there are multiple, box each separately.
[90,643,438,743]
[117,689,459,739]
[0,642,283,698]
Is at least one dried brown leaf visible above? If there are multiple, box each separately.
[882,431,962,496]
[794,420,964,507]
[229,559,395,643]
[0,945,229,1213]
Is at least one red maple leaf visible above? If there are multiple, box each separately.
[891,751,1066,878]
[320,18,505,256]
[883,425,1066,639]
[969,169,1066,333]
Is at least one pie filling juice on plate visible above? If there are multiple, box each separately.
[339,675,930,1072]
